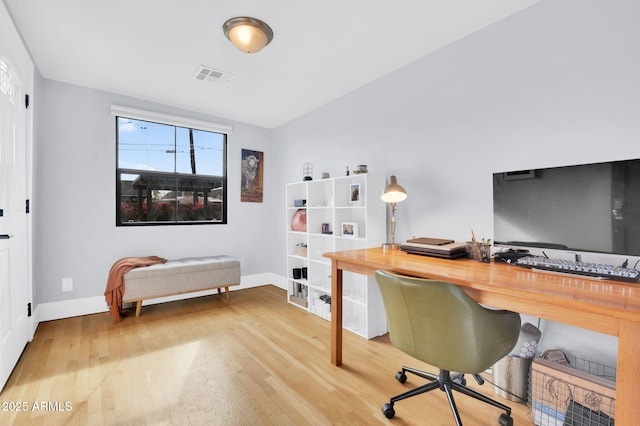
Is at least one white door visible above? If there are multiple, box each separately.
[0,2,33,393]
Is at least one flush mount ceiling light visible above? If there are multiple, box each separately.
[223,17,274,54]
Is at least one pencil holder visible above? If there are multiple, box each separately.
[467,242,492,263]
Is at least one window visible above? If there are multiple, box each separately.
[115,109,228,226]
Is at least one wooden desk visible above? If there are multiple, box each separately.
[324,248,640,425]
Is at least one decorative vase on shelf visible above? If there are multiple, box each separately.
[303,163,313,181]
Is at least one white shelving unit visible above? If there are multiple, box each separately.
[285,174,388,339]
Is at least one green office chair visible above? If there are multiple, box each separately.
[375,270,521,426]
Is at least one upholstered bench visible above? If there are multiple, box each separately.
[122,255,241,317]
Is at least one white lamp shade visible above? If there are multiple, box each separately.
[228,25,269,53]
[381,175,407,203]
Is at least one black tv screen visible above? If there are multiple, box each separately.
[493,159,640,257]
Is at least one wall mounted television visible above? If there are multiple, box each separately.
[493,158,640,257]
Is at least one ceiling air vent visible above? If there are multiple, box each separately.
[193,65,234,86]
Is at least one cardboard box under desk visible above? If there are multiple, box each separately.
[530,357,616,425]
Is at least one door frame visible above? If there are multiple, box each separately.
[0,0,35,375]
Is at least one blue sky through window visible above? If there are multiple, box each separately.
[117,117,224,176]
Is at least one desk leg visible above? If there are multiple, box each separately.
[331,261,343,366]
[616,320,640,425]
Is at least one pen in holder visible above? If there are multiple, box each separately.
[467,241,492,263]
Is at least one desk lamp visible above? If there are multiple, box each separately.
[381,175,407,251]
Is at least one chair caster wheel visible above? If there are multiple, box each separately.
[454,376,467,386]
[395,371,407,383]
[473,374,485,385]
[498,413,513,426]
[382,403,395,419]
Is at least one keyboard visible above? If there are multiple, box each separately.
[515,256,640,282]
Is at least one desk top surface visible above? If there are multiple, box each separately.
[324,248,640,329]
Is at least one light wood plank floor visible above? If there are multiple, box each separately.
[1,286,533,425]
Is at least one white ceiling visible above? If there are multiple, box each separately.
[4,0,540,129]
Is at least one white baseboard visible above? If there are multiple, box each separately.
[34,273,287,323]
[35,295,109,323]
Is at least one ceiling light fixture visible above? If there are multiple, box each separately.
[223,17,274,54]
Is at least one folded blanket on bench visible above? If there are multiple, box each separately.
[104,256,167,322]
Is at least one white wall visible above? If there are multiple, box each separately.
[271,0,640,367]
[33,79,276,309]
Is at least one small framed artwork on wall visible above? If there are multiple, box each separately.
[241,149,264,202]
[341,222,358,237]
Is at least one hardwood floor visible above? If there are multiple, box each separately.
[0,286,533,425]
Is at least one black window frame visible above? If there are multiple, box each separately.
[115,115,228,226]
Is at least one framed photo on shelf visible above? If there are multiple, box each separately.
[341,222,358,237]
[350,183,361,205]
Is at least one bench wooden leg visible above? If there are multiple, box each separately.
[135,301,143,317]
[216,287,231,301]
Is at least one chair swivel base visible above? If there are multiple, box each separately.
[381,367,513,426]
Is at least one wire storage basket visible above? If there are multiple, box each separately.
[529,352,616,425]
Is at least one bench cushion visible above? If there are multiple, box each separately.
[122,255,240,302]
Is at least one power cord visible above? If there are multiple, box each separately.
[475,372,528,402]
